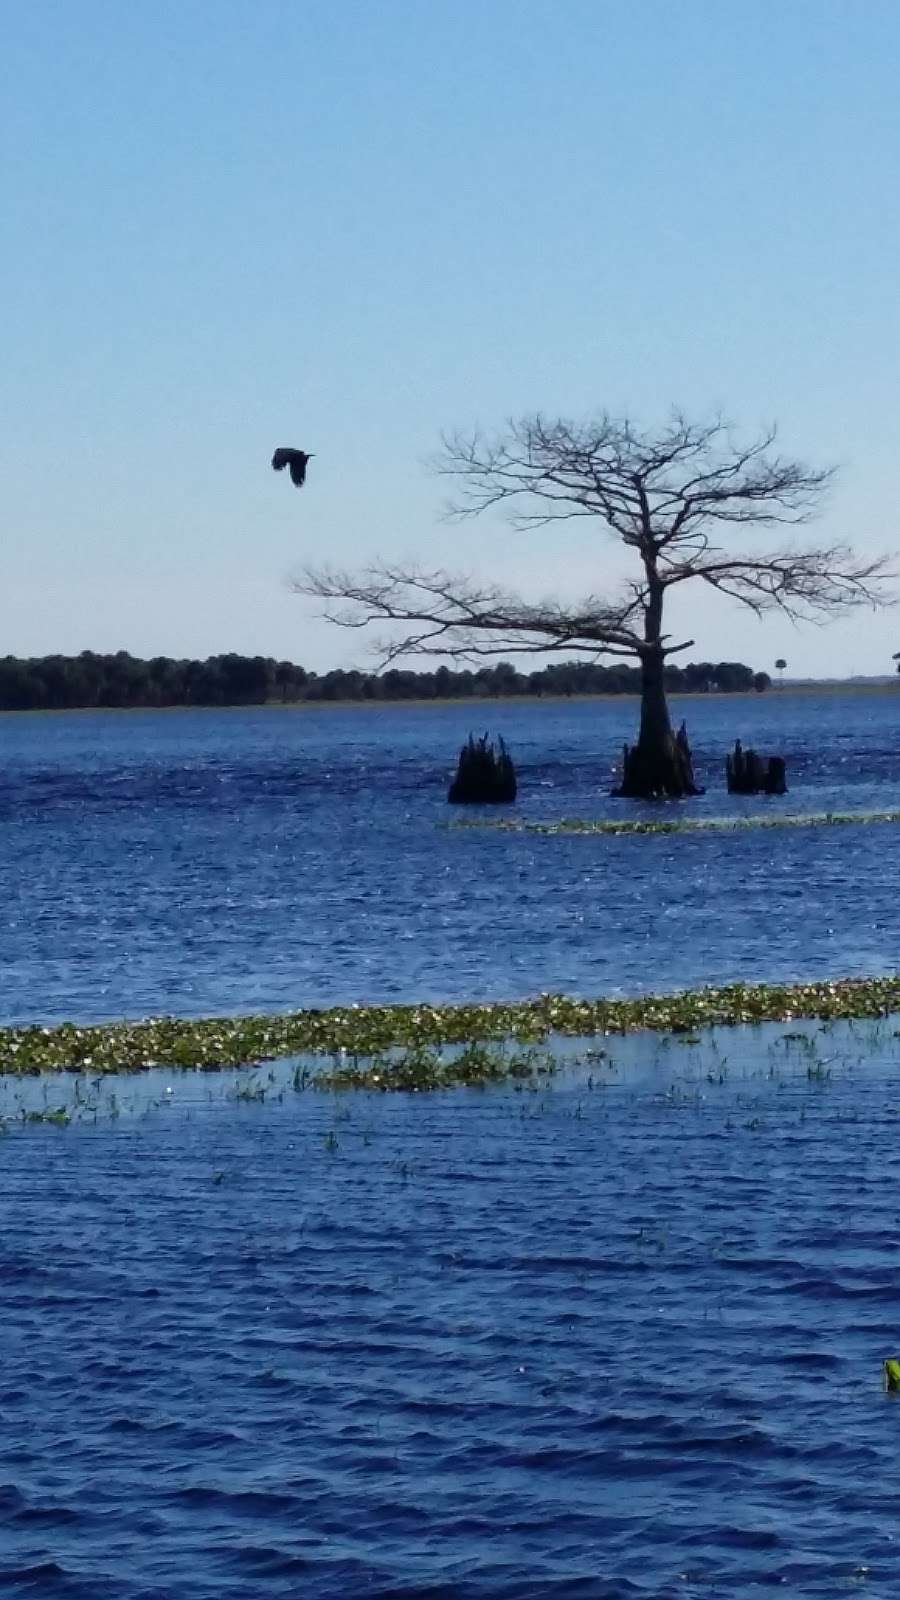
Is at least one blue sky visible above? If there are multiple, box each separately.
[3,0,899,675]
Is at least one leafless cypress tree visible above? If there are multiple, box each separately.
[296,413,892,797]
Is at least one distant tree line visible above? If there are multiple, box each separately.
[0,651,771,711]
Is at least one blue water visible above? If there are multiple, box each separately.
[2,1023,900,1596]
[4,692,900,1598]
[0,691,898,1025]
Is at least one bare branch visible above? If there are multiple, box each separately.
[659,544,893,620]
[293,410,895,688]
[292,563,651,666]
[433,412,842,546]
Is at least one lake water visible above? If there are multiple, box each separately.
[4,692,900,1599]
[4,1021,900,1597]
[0,691,898,1026]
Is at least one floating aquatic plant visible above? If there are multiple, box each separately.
[4,975,900,1078]
[446,809,900,837]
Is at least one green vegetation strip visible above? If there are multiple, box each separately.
[313,1042,559,1093]
[447,809,900,837]
[3,976,900,1080]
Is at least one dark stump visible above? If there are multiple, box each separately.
[726,740,787,795]
[448,733,517,804]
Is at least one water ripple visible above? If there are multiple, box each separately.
[1,695,899,1023]
[1,1032,900,1593]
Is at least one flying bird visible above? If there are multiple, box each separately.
[272,447,314,487]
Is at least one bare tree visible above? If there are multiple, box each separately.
[295,413,893,797]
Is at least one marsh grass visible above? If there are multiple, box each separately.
[315,1041,555,1092]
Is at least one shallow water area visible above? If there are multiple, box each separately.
[3,1017,900,1596]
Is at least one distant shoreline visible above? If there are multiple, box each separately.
[0,682,895,717]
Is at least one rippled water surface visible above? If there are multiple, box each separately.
[0,691,898,1024]
[4,694,900,1597]
[3,1023,900,1597]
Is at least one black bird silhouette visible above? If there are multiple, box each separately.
[272,447,314,487]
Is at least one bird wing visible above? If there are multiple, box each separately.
[288,456,308,486]
[272,448,291,471]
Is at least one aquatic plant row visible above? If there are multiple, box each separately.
[446,809,900,837]
[4,975,900,1079]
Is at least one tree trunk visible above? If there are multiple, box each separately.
[612,645,703,799]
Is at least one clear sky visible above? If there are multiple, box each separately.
[3,0,899,676]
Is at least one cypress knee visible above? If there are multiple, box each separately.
[448,734,517,804]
